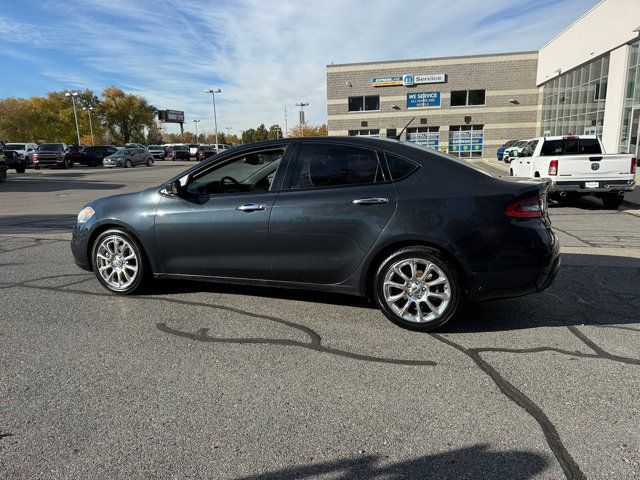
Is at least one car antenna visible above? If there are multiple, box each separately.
[394,117,416,141]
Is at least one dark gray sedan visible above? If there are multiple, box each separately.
[72,137,559,331]
[103,148,154,168]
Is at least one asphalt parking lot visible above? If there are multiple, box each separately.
[1,160,639,479]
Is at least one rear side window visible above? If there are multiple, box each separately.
[290,143,385,189]
[540,139,602,155]
[385,153,419,180]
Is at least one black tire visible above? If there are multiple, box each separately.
[373,246,465,331]
[602,193,624,210]
[0,168,6,183]
[146,158,154,167]
[62,158,70,169]
[15,166,26,173]
[125,159,132,168]
[91,228,149,294]
[509,169,513,176]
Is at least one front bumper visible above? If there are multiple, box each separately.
[103,160,123,168]
[549,179,635,193]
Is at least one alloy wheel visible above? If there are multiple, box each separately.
[382,257,451,324]
[95,235,140,291]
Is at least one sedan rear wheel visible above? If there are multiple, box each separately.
[374,247,464,331]
[125,159,132,168]
[147,158,154,167]
[92,229,146,294]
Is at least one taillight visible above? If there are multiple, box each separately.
[548,160,558,176]
[631,158,637,174]
[505,195,545,218]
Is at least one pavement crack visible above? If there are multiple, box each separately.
[431,333,586,480]
[567,326,640,365]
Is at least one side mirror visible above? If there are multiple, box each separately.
[170,180,184,196]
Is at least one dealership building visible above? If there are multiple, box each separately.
[326,0,640,158]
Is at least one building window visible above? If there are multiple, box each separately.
[386,128,397,138]
[406,126,439,150]
[448,125,484,158]
[450,89,486,107]
[541,53,609,139]
[348,95,380,112]
[619,41,640,153]
[348,129,380,137]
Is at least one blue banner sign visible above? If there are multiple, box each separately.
[406,92,441,108]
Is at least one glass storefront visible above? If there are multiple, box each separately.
[541,54,609,137]
[406,127,439,150]
[619,41,640,154]
[448,125,484,158]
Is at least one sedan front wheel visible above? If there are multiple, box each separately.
[373,247,464,331]
[92,229,147,294]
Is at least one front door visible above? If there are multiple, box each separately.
[154,146,287,278]
[269,141,396,284]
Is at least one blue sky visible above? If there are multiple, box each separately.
[0,0,599,136]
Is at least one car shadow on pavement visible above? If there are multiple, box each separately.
[444,252,640,333]
[0,214,77,234]
[147,253,640,332]
[234,444,549,480]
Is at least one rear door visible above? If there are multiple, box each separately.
[269,141,396,284]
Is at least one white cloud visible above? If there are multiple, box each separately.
[3,0,598,136]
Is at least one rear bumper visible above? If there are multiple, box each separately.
[549,179,635,193]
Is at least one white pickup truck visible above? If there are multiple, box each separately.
[509,135,636,209]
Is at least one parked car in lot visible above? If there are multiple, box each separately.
[124,143,146,150]
[188,144,199,158]
[0,146,8,182]
[502,140,529,162]
[71,137,560,331]
[32,143,72,169]
[509,135,636,209]
[171,144,190,160]
[69,145,87,164]
[195,145,218,161]
[147,145,166,160]
[3,142,38,172]
[496,140,517,161]
[103,148,154,168]
[77,145,119,167]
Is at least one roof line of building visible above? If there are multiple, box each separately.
[539,0,605,50]
[326,50,538,68]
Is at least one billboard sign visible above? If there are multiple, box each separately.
[158,109,185,123]
[406,92,441,108]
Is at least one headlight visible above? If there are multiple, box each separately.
[77,206,95,223]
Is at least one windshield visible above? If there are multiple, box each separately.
[149,145,161,149]
[5,144,25,150]
[38,144,63,151]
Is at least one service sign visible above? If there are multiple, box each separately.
[373,76,403,87]
[406,91,441,108]
[414,73,446,84]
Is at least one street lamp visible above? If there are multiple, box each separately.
[295,102,309,137]
[65,91,81,145]
[204,89,221,147]
[193,119,200,143]
[83,106,94,146]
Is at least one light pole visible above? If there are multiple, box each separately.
[83,106,94,146]
[295,102,308,137]
[193,119,200,143]
[205,89,221,147]
[65,91,81,145]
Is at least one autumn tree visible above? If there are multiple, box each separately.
[287,123,328,138]
[98,87,156,144]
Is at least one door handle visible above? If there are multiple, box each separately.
[352,197,389,205]
[237,203,267,212]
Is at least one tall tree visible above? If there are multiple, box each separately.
[268,124,283,140]
[98,87,156,144]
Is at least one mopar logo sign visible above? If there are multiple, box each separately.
[402,74,414,86]
[591,163,600,171]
